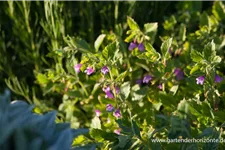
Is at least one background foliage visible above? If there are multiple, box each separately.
[1,1,225,150]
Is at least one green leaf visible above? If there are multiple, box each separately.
[190,50,203,62]
[203,40,216,61]
[116,71,127,82]
[102,42,117,60]
[169,85,179,95]
[153,102,162,111]
[89,129,117,142]
[179,24,186,41]
[65,37,92,53]
[161,38,173,60]
[144,23,158,33]
[90,116,101,129]
[212,56,221,64]
[131,85,148,101]
[177,99,189,116]
[36,73,48,85]
[94,34,106,52]
[117,136,130,148]
[127,16,140,30]
[137,43,161,62]
[125,31,136,43]
[163,15,177,30]
[190,64,200,75]
[131,120,141,139]
[200,12,210,28]
[144,23,158,44]
[212,1,225,21]
[119,82,130,100]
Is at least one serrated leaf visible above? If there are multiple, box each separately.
[127,16,140,30]
[94,34,106,52]
[161,38,172,60]
[102,42,117,60]
[190,50,203,62]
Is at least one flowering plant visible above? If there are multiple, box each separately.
[1,1,225,149]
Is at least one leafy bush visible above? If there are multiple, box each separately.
[0,89,91,150]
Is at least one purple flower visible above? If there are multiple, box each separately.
[74,64,82,73]
[84,67,95,75]
[128,42,137,51]
[174,68,184,80]
[138,43,145,51]
[106,104,114,112]
[158,84,162,90]
[215,74,223,83]
[143,75,152,83]
[136,79,142,85]
[95,110,101,117]
[196,76,205,85]
[105,91,114,99]
[101,66,109,75]
[102,86,110,93]
[103,86,115,99]
[114,129,121,135]
[113,109,121,118]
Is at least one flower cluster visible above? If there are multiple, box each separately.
[101,66,109,75]
[95,104,122,119]
[129,42,145,52]
[94,105,122,135]
[106,104,122,119]
[84,67,95,75]
[74,64,110,76]
[136,74,153,85]
[196,74,223,85]
[102,86,120,99]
